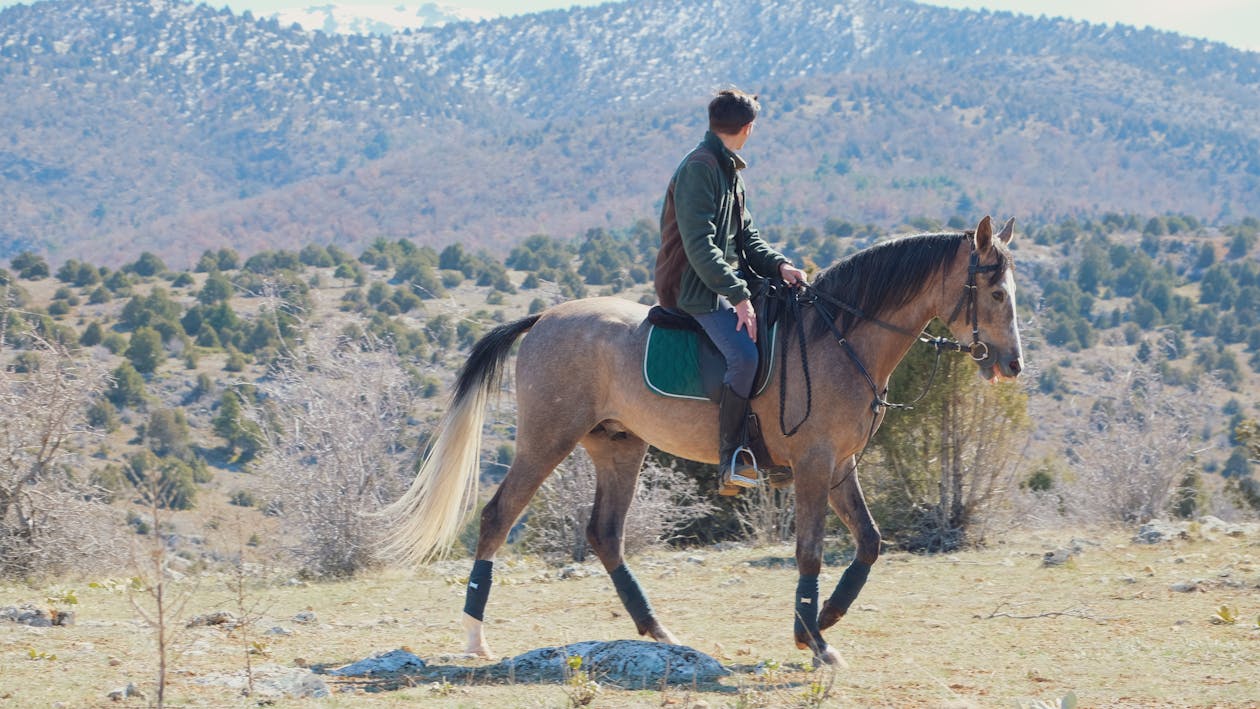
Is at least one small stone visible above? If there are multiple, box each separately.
[106,683,144,702]
[186,611,237,628]
[1169,581,1199,593]
[1042,549,1074,567]
[293,611,317,624]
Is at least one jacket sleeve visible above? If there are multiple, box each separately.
[673,159,751,304]
[736,182,789,278]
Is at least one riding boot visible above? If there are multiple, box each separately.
[717,384,759,496]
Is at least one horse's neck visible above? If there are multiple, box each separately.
[848,308,935,387]
[839,261,958,386]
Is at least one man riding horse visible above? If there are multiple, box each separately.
[654,88,808,495]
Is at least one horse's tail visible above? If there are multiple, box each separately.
[381,314,542,566]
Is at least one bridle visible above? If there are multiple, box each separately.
[940,248,1002,365]
[777,243,1004,440]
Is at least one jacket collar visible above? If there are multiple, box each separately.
[703,130,747,171]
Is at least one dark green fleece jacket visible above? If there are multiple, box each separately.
[655,131,788,314]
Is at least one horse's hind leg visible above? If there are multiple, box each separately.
[581,430,680,645]
[462,428,585,659]
[819,456,881,631]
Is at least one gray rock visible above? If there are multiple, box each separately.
[106,683,144,702]
[500,640,729,687]
[193,665,328,699]
[558,564,593,580]
[328,649,427,676]
[1042,549,1075,567]
[293,610,317,624]
[0,604,70,627]
[1169,581,1200,593]
[186,610,237,628]
[1134,520,1189,544]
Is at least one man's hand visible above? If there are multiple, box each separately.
[779,262,808,287]
[735,298,757,343]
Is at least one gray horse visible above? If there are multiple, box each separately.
[384,215,1023,667]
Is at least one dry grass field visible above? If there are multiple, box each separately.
[2,523,1258,708]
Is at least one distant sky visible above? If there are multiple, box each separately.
[1,0,1255,51]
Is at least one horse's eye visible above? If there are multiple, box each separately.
[991,290,1006,303]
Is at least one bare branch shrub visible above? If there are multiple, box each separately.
[520,450,714,563]
[248,326,417,578]
[1059,362,1206,524]
[0,311,125,579]
[129,475,197,709]
[736,484,796,546]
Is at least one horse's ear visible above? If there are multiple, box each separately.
[974,215,993,251]
[997,217,1015,245]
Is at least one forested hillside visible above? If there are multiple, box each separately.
[3,212,1259,579]
[1,0,1257,268]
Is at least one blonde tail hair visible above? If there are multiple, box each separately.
[380,315,540,566]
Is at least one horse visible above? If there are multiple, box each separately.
[383,215,1024,667]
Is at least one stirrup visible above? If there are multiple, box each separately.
[724,446,760,488]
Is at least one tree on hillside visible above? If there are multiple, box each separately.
[107,361,148,410]
[212,388,262,463]
[10,252,49,280]
[867,325,1031,551]
[198,271,233,304]
[127,251,167,277]
[126,326,165,374]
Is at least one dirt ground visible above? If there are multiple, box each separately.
[2,523,1258,708]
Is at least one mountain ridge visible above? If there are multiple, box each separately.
[1,0,1257,268]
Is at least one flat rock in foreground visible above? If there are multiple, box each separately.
[497,639,730,687]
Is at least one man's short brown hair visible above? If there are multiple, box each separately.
[708,89,760,135]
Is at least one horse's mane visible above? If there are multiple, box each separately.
[809,231,1009,339]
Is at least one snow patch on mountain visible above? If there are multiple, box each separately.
[270,2,491,35]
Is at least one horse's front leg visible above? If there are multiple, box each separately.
[819,456,880,631]
[792,456,847,668]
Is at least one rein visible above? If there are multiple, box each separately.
[777,246,1000,439]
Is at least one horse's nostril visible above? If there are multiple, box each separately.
[1009,359,1022,375]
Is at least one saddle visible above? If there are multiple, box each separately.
[642,279,795,485]
[643,279,786,402]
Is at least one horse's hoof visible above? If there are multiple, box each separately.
[648,622,680,645]
[463,643,495,660]
[462,614,495,659]
[811,645,848,669]
[818,603,844,631]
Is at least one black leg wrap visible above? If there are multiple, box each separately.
[463,559,493,621]
[793,574,822,649]
[609,563,654,631]
[825,560,872,616]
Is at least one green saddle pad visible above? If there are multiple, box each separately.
[643,324,776,401]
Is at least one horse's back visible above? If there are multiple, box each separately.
[515,296,649,378]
